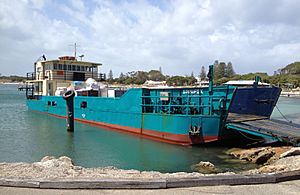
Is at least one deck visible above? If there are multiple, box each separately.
[226,114,300,146]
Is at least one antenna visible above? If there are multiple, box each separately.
[79,54,84,61]
[69,43,80,59]
[74,43,77,58]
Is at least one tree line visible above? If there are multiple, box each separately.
[107,61,236,86]
[107,61,300,88]
[0,75,26,83]
[107,68,197,86]
[209,61,300,87]
[1,61,299,88]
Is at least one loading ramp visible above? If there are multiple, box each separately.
[225,114,300,146]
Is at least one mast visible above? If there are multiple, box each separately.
[69,43,79,59]
[74,43,77,59]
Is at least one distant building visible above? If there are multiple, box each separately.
[195,76,209,87]
[143,80,167,86]
[224,80,269,86]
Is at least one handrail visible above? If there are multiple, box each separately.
[141,95,226,98]
[26,72,36,80]
[141,104,210,108]
[140,88,231,115]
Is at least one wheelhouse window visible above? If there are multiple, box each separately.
[92,67,98,72]
[49,64,53,70]
[45,64,53,70]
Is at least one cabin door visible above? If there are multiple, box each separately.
[48,83,53,96]
[73,72,85,81]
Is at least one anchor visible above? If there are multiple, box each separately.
[189,125,201,135]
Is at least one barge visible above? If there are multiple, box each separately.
[25,56,292,145]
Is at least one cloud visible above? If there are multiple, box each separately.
[0,0,300,76]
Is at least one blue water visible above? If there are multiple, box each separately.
[271,97,300,124]
[0,84,299,173]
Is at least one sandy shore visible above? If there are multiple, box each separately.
[281,91,300,97]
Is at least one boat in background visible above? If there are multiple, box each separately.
[25,56,282,145]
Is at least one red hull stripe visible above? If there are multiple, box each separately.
[42,112,221,145]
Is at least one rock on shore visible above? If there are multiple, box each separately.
[191,161,219,174]
[0,156,209,179]
[0,147,299,180]
[227,146,300,174]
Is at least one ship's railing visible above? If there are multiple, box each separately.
[141,94,229,116]
[24,83,36,99]
[44,71,106,81]
[96,73,106,81]
[26,72,36,80]
[26,71,106,82]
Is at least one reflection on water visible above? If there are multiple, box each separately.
[0,84,299,173]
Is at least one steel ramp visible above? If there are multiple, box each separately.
[226,118,300,146]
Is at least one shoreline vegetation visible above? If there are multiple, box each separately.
[1,61,300,89]
[0,147,299,179]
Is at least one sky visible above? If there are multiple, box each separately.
[1,0,300,77]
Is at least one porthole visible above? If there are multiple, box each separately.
[80,101,87,108]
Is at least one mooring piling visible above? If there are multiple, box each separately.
[63,90,75,132]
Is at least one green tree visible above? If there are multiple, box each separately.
[200,66,206,80]
[108,70,113,79]
[214,62,226,79]
[213,60,219,66]
[281,62,300,74]
[166,76,187,86]
[118,72,125,84]
[166,76,196,86]
[148,70,165,81]
[186,76,197,85]
[225,62,235,77]
[134,71,148,84]
[107,70,114,84]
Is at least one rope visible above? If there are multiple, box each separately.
[275,105,292,123]
[237,130,264,141]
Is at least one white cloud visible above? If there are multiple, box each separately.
[0,0,300,76]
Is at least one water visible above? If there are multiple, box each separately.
[0,84,299,173]
[271,97,300,124]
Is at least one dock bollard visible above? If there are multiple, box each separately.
[63,90,75,132]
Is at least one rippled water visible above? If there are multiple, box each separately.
[0,84,299,173]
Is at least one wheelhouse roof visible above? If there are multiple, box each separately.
[42,59,102,67]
